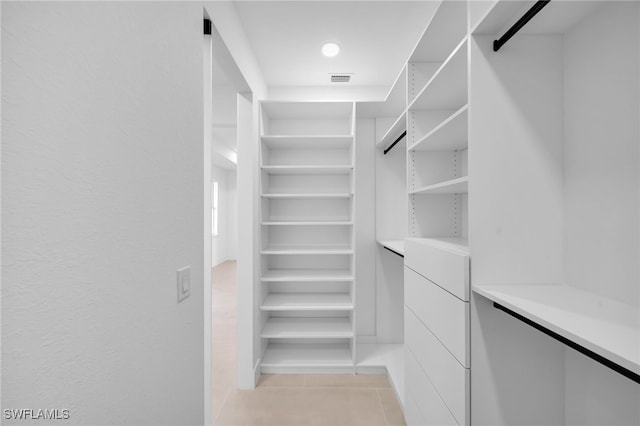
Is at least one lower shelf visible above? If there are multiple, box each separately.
[261,317,353,339]
[261,343,353,372]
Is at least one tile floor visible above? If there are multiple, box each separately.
[212,261,406,426]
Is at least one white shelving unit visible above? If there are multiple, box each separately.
[259,101,357,373]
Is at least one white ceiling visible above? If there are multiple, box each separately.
[234,1,439,88]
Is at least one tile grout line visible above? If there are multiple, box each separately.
[375,388,391,426]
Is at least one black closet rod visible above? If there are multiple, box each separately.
[493,0,551,52]
[384,246,404,258]
[493,302,640,385]
[384,131,407,155]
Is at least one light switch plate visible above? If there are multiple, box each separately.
[177,266,191,303]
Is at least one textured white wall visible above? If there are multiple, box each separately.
[2,3,204,425]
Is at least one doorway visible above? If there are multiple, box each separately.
[203,12,253,425]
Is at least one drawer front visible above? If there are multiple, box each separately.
[405,266,469,366]
[405,239,469,301]
[405,308,469,424]
[405,348,459,426]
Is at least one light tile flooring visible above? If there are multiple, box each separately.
[212,261,406,426]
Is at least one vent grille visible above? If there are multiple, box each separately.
[330,74,351,83]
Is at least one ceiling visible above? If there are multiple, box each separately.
[234,1,439,89]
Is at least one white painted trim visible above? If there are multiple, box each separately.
[253,358,262,385]
[202,23,213,426]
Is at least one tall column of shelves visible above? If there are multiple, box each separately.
[406,0,468,244]
[259,101,357,373]
[402,1,471,425]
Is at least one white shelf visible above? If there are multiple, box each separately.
[409,105,468,152]
[411,176,468,195]
[377,109,407,150]
[261,244,353,255]
[261,343,352,368]
[261,193,353,199]
[409,38,468,111]
[473,283,640,376]
[407,237,468,255]
[261,317,353,339]
[261,221,353,226]
[261,293,353,311]
[261,165,353,175]
[261,135,353,149]
[261,101,354,120]
[261,269,354,282]
[378,239,405,256]
[410,0,468,62]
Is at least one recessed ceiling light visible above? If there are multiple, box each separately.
[322,42,340,57]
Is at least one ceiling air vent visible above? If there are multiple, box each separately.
[330,74,352,83]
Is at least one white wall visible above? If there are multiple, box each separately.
[211,167,238,267]
[563,4,640,424]
[2,3,204,425]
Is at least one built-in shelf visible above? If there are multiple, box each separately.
[261,193,353,199]
[261,343,353,368]
[261,165,353,175]
[261,293,354,311]
[261,221,353,226]
[411,176,468,195]
[409,38,468,110]
[408,237,468,254]
[261,245,353,255]
[261,269,354,282]
[473,283,640,380]
[261,317,353,339]
[377,109,408,150]
[261,135,353,149]
[378,240,405,257]
[409,105,468,152]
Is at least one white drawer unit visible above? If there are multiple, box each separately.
[405,347,459,426]
[405,308,469,425]
[405,238,469,301]
[405,266,469,367]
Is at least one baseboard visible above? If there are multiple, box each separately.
[253,358,261,386]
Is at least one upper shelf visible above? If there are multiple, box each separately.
[411,176,468,195]
[410,0,468,62]
[409,105,468,152]
[473,283,640,378]
[377,110,407,151]
[261,193,353,199]
[261,135,353,149]
[409,38,468,111]
[261,101,354,120]
[261,165,353,175]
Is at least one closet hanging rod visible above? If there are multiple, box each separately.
[493,0,551,52]
[384,131,406,155]
[493,302,640,384]
[384,246,404,258]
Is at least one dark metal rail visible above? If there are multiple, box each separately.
[384,131,407,155]
[493,1,551,52]
[384,246,404,258]
[494,302,640,384]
